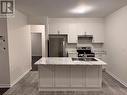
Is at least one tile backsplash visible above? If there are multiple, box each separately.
[66,43,77,53]
[66,38,106,61]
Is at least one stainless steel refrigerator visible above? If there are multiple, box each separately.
[48,35,67,57]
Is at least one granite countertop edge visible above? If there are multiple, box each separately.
[35,57,107,65]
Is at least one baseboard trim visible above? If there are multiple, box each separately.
[106,70,127,87]
[10,68,31,87]
[0,84,10,88]
[39,87,102,91]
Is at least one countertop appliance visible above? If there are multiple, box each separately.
[77,47,95,58]
[48,35,67,57]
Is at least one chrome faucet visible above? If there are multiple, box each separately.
[83,53,87,61]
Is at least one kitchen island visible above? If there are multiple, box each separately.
[35,57,106,91]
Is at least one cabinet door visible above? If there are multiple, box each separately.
[58,23,69,34]
[49,23,69,34]
[70,66,83,87]
[39,66,54,87]
[78,23,93,35]
[49,23,58,34]
[54,66,70,87]
[68,23,78,43]
[86,66,101,87]
[78,23,104,43]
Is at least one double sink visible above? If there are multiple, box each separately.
[72,57,98,61]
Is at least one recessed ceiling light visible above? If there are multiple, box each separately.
[69,5,93,14]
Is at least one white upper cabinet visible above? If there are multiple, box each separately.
[49,18,104,43]
[49,23,58,34]
[68,23,78,43]
[49,23,69,34]
[78,23,93,35]
[78,23,104,43]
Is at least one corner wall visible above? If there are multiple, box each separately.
[104,5,127,86]
[7,10,32,86]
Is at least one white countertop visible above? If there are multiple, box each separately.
[35,57,106,65]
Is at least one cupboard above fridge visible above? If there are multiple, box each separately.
[49,21,104,43]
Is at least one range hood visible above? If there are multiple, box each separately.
[78,35,93,38]
[78,35,93,44]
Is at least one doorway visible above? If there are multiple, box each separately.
[31,33,42,71]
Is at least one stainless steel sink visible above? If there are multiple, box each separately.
[72,57,98,61]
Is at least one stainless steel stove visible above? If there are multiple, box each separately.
[77,47,95,58]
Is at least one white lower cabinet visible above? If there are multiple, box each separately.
[39,66,54,87]
[54,66,70,87]
[86,66,101,87]
[70,66,83,87]
[39,65,102,89]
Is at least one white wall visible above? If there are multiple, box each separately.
[0,19,10,87]
[7,10,32,86]
[30,25,46,57]
[28,16,48,25]
[104,5,127,86]
[31,33,42,56]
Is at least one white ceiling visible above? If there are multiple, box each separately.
[16,0,127,18]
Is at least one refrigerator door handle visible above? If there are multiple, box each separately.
[63,41,65,46]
